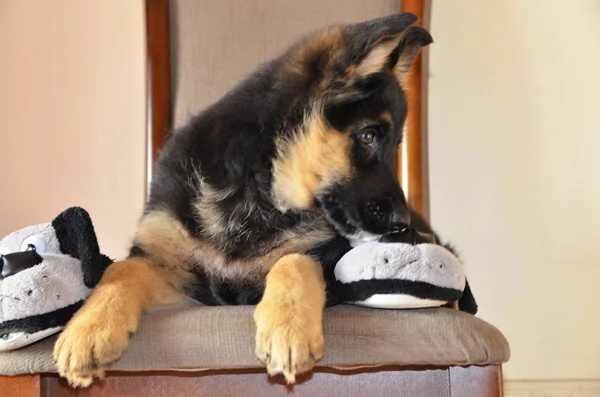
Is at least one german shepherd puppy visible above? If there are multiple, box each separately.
[54,13,433,386]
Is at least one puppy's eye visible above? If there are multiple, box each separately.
[358,129,376,146]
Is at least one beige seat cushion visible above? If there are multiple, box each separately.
[0,305,509,376]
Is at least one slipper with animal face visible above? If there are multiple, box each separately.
[332,228,478,313]
[0,207,112,351]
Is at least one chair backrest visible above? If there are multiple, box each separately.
[145,0,429,218]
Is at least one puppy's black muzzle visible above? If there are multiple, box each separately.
[0,250,43,279]
[354,163,411,235]
[360,194,410,234]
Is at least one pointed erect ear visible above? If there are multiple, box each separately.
[390,26,433,81]
[51,207,113,288]
[353,36,405,77]
[345,13,418,77]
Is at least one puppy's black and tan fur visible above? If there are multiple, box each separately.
[54,13,433,386]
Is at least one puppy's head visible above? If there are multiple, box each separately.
[271,13,432,242]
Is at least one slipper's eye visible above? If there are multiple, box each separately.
[20,236,47,254]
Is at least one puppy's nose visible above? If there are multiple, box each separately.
[389,206,411,232]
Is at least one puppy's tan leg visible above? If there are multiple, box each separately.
[53,258,186,387]
[254,253,326,384]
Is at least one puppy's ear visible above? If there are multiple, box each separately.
[343,13,417,77]
[390,26,433,82]
[344,14,432,81]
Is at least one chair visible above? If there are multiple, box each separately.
[0,1,509,395]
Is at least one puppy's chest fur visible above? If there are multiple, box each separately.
[193,182,331,261]
[138,157,334,305]
[187,193,333,305]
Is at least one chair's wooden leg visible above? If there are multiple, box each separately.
[449,365,503,397]
[0,375,41,397]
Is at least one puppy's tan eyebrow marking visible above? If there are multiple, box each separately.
[380,111,392,124]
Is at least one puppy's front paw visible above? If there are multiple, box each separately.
[254,299,325,384]
[53,298,140,387]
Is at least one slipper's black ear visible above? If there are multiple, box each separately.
[458,279,478,315]
[306,236,353,307]
[51,207,112,288]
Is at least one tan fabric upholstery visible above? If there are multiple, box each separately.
[0,305,509,376]
[170,0,400,128]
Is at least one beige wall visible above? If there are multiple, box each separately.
[0,0,146,259]
[429,0,600,380]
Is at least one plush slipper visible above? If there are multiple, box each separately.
[0,207,111,351]
[331,228,477,313]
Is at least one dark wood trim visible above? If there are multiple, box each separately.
[0,374,41,397]
[497,364,505,396]
[400,0,430,219]
[0,365,503,396]
[396,139,404,188]
[145,0,172,184]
